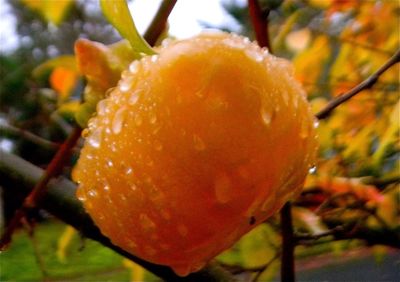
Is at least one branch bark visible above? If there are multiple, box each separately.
[144,0,178,46]
[316,48,400,119]
[0,150,234,282]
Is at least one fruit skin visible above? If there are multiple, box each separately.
[72,32,318,276]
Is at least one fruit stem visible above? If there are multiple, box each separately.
[248,0,272,51]
[144,0,178,46]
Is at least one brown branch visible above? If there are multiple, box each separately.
[0,151,234,281]
[280,202,295,282]
[0,123,61,150]
[316,48,400,119]
[248,0,271,50]
[144,0,178,46]
[0,126,82,249]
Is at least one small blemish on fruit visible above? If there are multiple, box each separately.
[249,216,256,225]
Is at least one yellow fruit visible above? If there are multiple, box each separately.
[72,32,318,276]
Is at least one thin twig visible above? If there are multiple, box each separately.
[316,48,400,119]
[248,0,271,50]
[0,123,60,150]
[144,0,178,46]
[0,126,82,250]
[280,203,295,282]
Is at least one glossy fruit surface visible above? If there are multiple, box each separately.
[72,32,318,276]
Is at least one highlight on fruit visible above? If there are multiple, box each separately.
[72,31,318,276]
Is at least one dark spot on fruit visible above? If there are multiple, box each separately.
[249,216,256,225]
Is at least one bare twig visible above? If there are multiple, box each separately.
[0,123,60,150]
[144,0,178,46]
[248,0,271,50]
[280,203,295,282]
[0,126,82,250]
[316,48,400,119]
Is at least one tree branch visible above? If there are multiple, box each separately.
[0,126,82,249]
[280,203,295,282]
[316,48,400,119]
[0,150,234,282]
[248,0,271,50]
[144,0,178,46]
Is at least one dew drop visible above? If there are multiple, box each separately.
[88,189,97,198]
[112,107,126,134]
[125,167,133,175]
[134,114,143,126]
[309,166,317,174]
[245,49,263,62]
[193,134,206,151]
[150,55,159,63]
[261,107,273,126]
[82,128,90,138]
[129,90,140,105]
[214,173,233,204]
[77,194,87,202]
[87,129,101,148]
[300,120,308,139]
[97,99,108,116]
[119,77,133,92]
[107,159,114,167]
[154,140,163,151]
[129,61,139,73]
[313,120,320,129]
[149,113,157,124]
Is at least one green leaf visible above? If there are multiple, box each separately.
[33,55,77,80]
[100,0,155,56]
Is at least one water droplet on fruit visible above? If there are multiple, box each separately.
[261,107,273,126]
[214,173,233,203]
[129,61,139,73]
[149,113,157,124]
[87,129,101,148]
[313,120,320,128]
[119,77,133,92]
[134,114,143,126]
[129,90,140,105]
[88,189,97,197]
[177,224,188,237]
[97,99,108,116]
[300,120,308,139]
[245,49,263,62]
[193,134,206,151]
[154,140,163,151]
[112,107,125,134]
[309,166,317,174]
[125,167,133,175]
[150,55,158,63]
[107,159,114,167]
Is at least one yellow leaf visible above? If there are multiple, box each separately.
[33,55,77,79]
[57,226,76,263]
[100,0,155,55]
[122,259,145,282]
[22,0,73,25]
[50,67,78,100]
[286,28,311,53]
